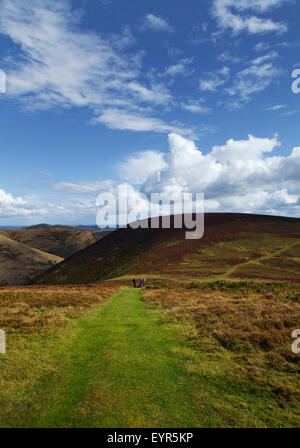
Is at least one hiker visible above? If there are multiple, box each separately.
[142,278,145,287]
[139,278,143,288]
[132,278,136,288]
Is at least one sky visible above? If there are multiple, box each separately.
[0,0,300,226]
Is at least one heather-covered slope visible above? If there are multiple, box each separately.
[36,213,300,285]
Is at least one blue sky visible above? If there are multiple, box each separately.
[0,0,300,225]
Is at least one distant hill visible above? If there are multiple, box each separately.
[36,213,300,285]
[26,224,52,230]
[0,233,62,286]
[25,224,114,231]
[0,226,113,259]
[0,226,25,229]
[77,225,113,231]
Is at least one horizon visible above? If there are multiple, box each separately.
[1,210,300,230]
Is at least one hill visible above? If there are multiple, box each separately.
[26,224,52,230]
[0,234,63,286]
[25,224,112,231]
[0,226,112,259]
[36,213,300,285]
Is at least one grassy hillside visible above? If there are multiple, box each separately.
[0,226,111,259]
[0,234,63,286]
[36,213,300,285]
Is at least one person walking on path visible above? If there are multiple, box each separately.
[132,278,136,288]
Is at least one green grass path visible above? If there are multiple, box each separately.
[3,288,298,428]
[23,289,211,428]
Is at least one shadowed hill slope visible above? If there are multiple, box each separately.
[0,234,63,286]
[0,227,111,259]
[36,213,300,285]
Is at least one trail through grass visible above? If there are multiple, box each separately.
[211,240,300,282]
[4,289,209,427]
[112,240,300,285]
[2,287,299,428]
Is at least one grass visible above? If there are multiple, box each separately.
[210,240,300,282]
[0,283,299,427]
[0,283,121,427]
[193,280,300,303]
[19,289,216,428]
[142,283,300,427]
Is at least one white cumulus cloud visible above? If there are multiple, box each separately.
[0,189,47,218]
[138,133,300,217]
[118,150,168,184]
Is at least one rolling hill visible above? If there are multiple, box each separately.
[0,226,112,259]
[36,213,300,285]
[0,233,63,286]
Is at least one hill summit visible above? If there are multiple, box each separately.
[36,213,300,285]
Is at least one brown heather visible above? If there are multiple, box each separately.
[142,283,300,408]
[0,283,122,333]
